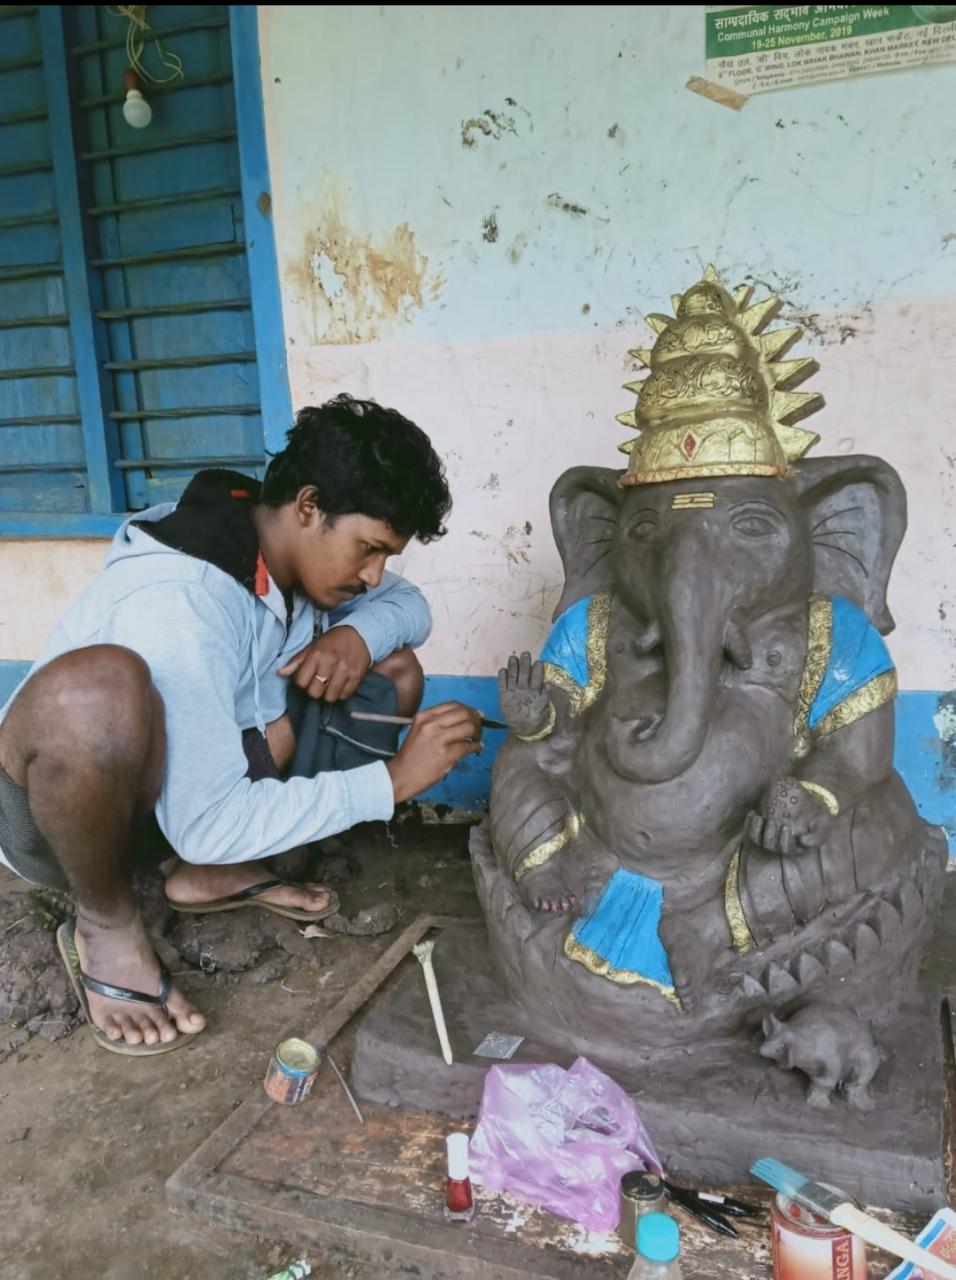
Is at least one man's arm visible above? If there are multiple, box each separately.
[325,568,432,661]
[99,583,395,864]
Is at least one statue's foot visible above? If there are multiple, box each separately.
[846,1083,875,1112]
[806,1084,834,1109]
[517,863,578,914]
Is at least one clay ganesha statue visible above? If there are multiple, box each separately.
[472,266,947,1085]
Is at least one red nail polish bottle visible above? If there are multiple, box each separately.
[444,1132,474,1223]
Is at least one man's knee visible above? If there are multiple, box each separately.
[11,645,162,760]
[372,646,424,715]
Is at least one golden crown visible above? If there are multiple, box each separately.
[616,265,825,486]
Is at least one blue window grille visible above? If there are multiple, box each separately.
[0,4,290,535]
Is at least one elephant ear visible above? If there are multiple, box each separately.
[549,466,624,621]
[793,455,906,635]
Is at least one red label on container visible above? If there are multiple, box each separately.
[832,1235,855,1280]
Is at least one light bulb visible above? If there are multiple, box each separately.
[122,88,152,129]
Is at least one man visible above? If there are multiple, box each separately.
[0,395,481,1055]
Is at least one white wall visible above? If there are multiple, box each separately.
[2,5,954,696]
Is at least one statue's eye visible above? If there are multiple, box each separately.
[732,514,776,539]
[628,517,658,540]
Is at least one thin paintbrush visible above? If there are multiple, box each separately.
[350,710,508,731]
[751,1158,956,1278]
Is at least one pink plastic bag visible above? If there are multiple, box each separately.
[469,1056,661,1233]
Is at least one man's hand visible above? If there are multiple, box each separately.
[278,626,371,702]
[386,702,483,803]
[745,775,833,855]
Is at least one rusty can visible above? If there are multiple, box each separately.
[263,1037,320,1105]
[771,1190,867,1280]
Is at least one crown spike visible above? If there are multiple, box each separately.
[628,348,653,367]
[740,295,783,334]
[771,388,825,425]
[617,439,636,455]
[645,313,672,335]
[616,410,638,429]
[770,356,819,390]
[671,294,684,313]
[703,264,720,284]
[775,423,821,462]
[622,379,646,395]
[758,326,802,361]
[733,283,754,309]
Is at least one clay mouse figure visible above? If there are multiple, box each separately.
[760,1005,881,1111]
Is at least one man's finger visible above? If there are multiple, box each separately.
[323,664,351,703]
[497,668,508,698]
[507,654,519,686]
[278,652,308,677]
[531,661,544,692]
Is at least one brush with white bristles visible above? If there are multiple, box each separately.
[751,1158,956,1279]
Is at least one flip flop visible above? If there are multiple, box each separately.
[56,919,202,1057]
[165,878,340,923]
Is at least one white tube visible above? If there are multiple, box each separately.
[413,939,454,1066]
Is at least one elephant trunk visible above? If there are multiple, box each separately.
[606,566,749,784]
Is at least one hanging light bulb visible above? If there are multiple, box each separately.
[122,68,152,129]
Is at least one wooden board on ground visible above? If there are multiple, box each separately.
[165,915,936,1279]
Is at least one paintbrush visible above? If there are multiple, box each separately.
[350,710,508,731]
[751,1158,956,1278]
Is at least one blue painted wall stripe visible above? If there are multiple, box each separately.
[0,661,951,848]
[229,5,293,459]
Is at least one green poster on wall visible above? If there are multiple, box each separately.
[706,4,956,95]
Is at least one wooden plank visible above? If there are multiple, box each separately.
[69,14,228,56]
[96,299,250,320]
[78,71,233,111]
[167,916,924,1279]
[80,129,237,164]
[102,353,257,373]
[87,185,241,217]
[39,4,123,515]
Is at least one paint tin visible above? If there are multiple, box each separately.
[263,1038,320,1105]
[771,1190,867,1280]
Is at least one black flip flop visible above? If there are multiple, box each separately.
[56,919,202,1057]
[166,878,340,923]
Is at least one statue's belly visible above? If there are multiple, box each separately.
[576,685,793,882]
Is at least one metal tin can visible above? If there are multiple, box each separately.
[618,1171,667,1250]
[771,1190,867,1280]
[263,1038,320,1105]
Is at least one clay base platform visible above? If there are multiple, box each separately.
[351,922,954,1214]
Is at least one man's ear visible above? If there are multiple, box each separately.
[294,485,322,527]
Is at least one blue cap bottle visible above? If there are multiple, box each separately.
[637,1212,680,1262]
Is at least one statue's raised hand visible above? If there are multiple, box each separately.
[498,651,554,739]
[745,775,833,855]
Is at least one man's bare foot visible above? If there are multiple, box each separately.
[74,912,206,1047]
[164,860,333,915]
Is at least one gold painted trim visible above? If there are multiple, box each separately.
[619,463,783,487]
[671,492,716,509]
[542,591,611,717]
[516,702,557,743]
[563,934,682,1009]
[798,780,840,817]
[793,596,832,744]
[723,847,755,955]
[814,670,897,739]
[514,812,582,881]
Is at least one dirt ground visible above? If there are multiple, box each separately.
[0,818,480,1280]
[1,822,952,1280]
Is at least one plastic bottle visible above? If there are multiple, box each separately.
[626,1213,684,1279]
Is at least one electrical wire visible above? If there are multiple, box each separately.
[107,5,184,85]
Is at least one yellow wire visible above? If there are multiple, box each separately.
[108,5,184,86]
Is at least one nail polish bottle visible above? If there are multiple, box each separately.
[444,1132,474,1223]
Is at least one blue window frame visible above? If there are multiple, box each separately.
[0,4,290,535]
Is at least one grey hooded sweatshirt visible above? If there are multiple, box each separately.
[0,472,432,869]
